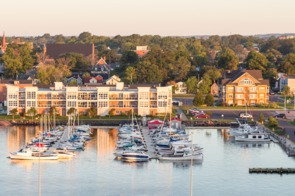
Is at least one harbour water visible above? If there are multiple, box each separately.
[1,126,295,196]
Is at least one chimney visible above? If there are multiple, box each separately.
[91,43,95,66]
[2,32,7,52]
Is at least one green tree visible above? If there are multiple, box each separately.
[67,107,77,116]
[268,116,278,128]
[204,94,214,106]
[56,52,90,71]
[193,92,204,106]
[198,75,212,95]
[10,108,18,121]
[282,86,290,96]
[121,51,138,64]
[87,107,97,118]
[82,72,91,79]
[125,66,137,84]
[136,60,163,83]
[27,107,37,121]
[186,76,198,94]
[245,51,268,70]
[37,64,71,85]
[279,53,295,75]
[259,113,265,124]
[203,66,222,82]
[217,47,239,70]
[108,108,116,118]
[2,44,34,79]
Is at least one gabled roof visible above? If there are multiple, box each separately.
[46,44,93,58]
[96,57,107,65]
[222,69,267,85]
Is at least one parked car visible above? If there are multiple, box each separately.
[273,113,286,119]
[239,113,253,119]
[270,91,275,95]
[195,113,210,119]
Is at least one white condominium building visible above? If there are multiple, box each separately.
[6,82,172,116]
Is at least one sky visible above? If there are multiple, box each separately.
[1,0,294,37]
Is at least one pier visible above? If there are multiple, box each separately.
[249,168,295,174]
[141,127,158,160]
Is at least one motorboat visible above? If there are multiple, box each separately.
[121,151,150,162]
[158,151,203,161]
[9,148,58,160]
[235,133,271,142]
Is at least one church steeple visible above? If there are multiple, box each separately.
[1,32,7,52]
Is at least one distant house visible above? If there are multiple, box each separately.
[84,75,103,84]
[106,75,121,85]
[135,46,149,57]
[174,82,187,94]
[210,82,219,96]
[275,73,288,92]
[66,76,83,85]
[91,57,111,79]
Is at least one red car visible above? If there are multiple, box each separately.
[194,113,210,119]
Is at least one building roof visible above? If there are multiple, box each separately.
[222,69,267,85]
[0,80,32,85]
[46,43,93,58]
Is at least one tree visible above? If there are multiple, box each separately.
[2,44,34,79]
[136,60,163,83]
[186,76,198,94]
[108,108,116,118]
[279,53,295,75]
[198,75,212,95]
[204,94,214,106]
[217,47,239,70]
[82,72,91,79]
[121,51,138,64]
[27,107,37,121]
[37,64,71,85]
[87,107,97,118]
[245,51,268,70]
[56,52,90,71]
[259,113,265,124]
[193,92,204,106]
[67,107,77,116]
[282,86,290,96]
[268,116,278,128]
[203,66,222,82]
[125,66,137,84]
[10,108,18,121]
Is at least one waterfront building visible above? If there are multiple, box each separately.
[221,70,269,106]
[274,73,295,93]
[135,46,149,57]
[6,82,172,116]
[174,82,187,94]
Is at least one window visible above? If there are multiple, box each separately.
[27,92,36,99]
[250,87,256,92]
[236,94,244,99]
[158,101,167,107]
[8,93,18,99]
[250,94,257,99]
[8,101,17,107]
[240,78,253,85]
[139,92,149,99]
[98,101,108,107]
[237,100,243,105]
[67,92,77,99]
[78,102,87,107]
[259,94,264,98]
[227,87,234,91]
[139,101,149,107]
[98,93,108,99]
[236,87,244,92]
[228,94,233,98]
[158,92,168,99]
[67,101,76,107]
[259,87,265,91]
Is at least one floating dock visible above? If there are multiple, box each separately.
[249,168,295,174]
[141,127,158,160]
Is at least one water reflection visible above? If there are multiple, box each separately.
[234,141,271,148]
[6,126,39,154]
[95,128,118,158]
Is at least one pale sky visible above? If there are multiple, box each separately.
[1,0,294,36]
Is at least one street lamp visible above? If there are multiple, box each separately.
[221,114,224,121]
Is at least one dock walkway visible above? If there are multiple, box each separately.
[44,126,71,155]
[141,127,158,159]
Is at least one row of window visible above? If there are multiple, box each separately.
[228,94,266,98]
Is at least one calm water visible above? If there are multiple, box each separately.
[1,126,295,196]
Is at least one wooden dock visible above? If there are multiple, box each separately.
[249,168,295,174]
[141,127,158,160]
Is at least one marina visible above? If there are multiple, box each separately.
[2,125,295,196]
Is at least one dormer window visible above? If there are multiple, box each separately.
[240,78,252,85]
